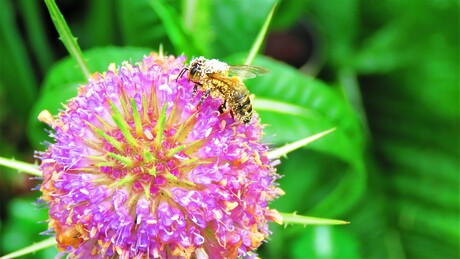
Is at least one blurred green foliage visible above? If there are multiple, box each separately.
[0,0,458,258]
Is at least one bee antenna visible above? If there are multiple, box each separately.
[176,67,188,81]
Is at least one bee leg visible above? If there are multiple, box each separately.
[230,109,235,119]
[192,84,198,96]
[198,88,211,107]
[218,100,228,114]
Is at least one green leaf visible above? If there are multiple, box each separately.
[18,0,54,72]
[208,0,276,58]
[28,46,152,149]
[83,1,116,46]
[259,224,360,258]
[356,1,459,257]
[270,0,311,29]
[0,197,57,257]
[307,0,359,67]
[0,0,37,118]
[181,0,212,56]
[116,0,176,53]
[354,1,458,78]
[292,226,360,258]
[149,0,202,56]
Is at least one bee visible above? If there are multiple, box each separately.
[178,57,269,124]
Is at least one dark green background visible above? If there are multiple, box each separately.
[0,0,458,258]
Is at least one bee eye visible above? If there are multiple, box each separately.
[190,66,198,76]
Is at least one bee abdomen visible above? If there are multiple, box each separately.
[232,92,253,124]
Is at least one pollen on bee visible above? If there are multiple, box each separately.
[202,58,229,74]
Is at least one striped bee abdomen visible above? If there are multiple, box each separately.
[231,91,252,124]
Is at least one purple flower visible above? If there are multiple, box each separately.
[38,53,283,258]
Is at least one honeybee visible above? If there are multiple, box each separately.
[178,57,269,124]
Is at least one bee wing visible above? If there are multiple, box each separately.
[228,65,269,80]
[208,73,244,87]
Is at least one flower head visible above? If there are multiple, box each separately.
[38,53,283,258]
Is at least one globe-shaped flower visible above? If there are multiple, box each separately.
[38,53,283,258]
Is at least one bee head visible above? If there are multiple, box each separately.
[190,64,199,77]
[188,57,206,81]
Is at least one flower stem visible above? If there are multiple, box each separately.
[44,0,90,79]
[0,238,56,259]
[0,156,40,177]
[245,0,278,65]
